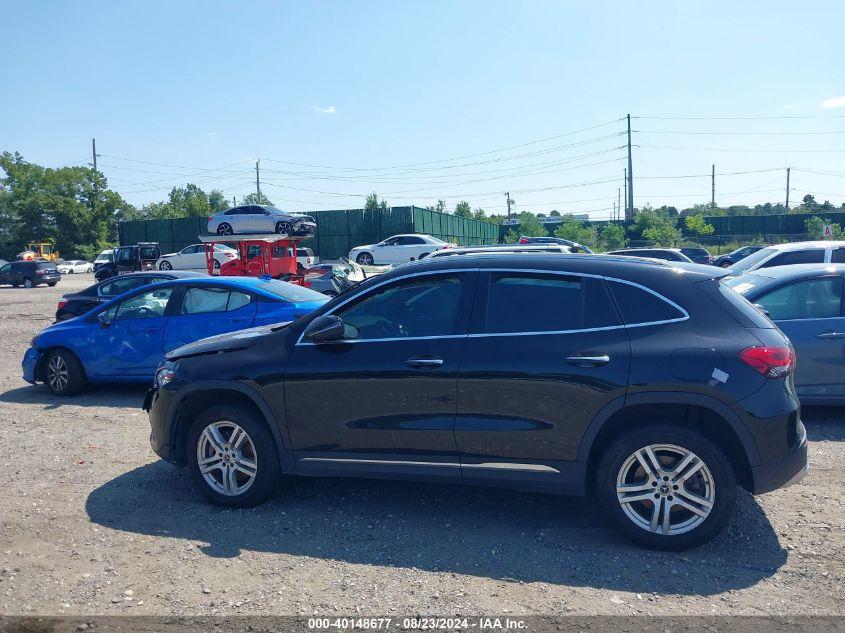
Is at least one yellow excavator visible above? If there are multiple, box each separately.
[17,242,60,262]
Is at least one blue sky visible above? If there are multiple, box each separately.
[2,0,844,218]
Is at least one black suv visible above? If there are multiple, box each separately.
[146,254,808,550]
[0,260,61,288]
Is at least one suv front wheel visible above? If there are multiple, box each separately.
[596,424,736,550]
[187,405,280,508]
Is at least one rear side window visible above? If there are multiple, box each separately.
[755,277,843,320]
[484,273,619,334]
[181,287,253,314]
[762,249,825,267]
[831,249,845,263]
[36,262,56,271]
[99,276,151,296]
[608,280,685,325]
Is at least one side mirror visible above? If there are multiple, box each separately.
[97,311,111,328]
[753,303,770,317]
[303,315,345,343]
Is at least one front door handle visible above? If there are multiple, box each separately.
[145,327,161,334]
[406,357,444,369]
[816,331,845,340]
[566,354,610,367]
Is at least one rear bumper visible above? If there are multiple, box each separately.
[750,419,808,494]
[22,347,42,384]
[38,274,61,284]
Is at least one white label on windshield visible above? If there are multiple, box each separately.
[731,282,755,294]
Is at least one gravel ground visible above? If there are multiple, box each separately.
[0,275,843,617]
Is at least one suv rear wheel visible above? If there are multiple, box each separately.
[187,405,280,508]
[23,277,34,288]
[596,424,736,550]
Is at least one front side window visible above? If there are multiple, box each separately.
[0,264,10,274]
[755,277,843,320]
[180,287,253,315]
[112,288,173,320]
[608,280,685,325]
[484,273,618,334]
[336,274,465,340]
[181,245,199,255]
[762,249,825,267]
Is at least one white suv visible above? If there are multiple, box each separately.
[727,240,845,276]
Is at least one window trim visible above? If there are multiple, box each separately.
[295,267,688,345]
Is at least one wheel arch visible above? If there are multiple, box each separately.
[35,345,89,383]
[579,393,758,492]
[166,381,294,473]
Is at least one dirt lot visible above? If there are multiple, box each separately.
[0,275,843,617]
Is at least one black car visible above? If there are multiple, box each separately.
[679,246,713,265]
[146,253,807,550]
[712,245,765,269]
[95,243,161,281]
[55,271,205,321]
[0,260,61,288]
[606,247,694,263]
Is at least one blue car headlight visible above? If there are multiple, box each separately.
[154,361,177,388]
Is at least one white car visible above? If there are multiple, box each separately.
[348,234,453,265]
[56,260,94,274]
[727,240,845,276]
[156,243,239,272]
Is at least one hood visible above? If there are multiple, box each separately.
[160,252,178,258]
[166,322,289,361]
[350,244,375,252]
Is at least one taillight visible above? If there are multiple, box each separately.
[57,299,68,309]
[739,346,794,378]
[519,237,528,244]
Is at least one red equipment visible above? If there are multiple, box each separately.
[199,234,308,286]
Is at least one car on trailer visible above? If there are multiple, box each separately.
[199,233,310,286]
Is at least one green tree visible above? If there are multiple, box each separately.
[643,222,681,246]
[454,201,472,218]
[599,223,627,250]
[805,216,844,239]
[364,191,389,213]
[684,214,715,237]
[503,228,520,243]
[472,208,488,221]
[554,215,598,247]
[517,211,547,237]
[549,209,561,217]
[208,189,230,214]
[629,208,679,243]
[240,191,274,206]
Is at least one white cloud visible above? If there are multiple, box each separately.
[313,105,336,115]
[821,96,845,109]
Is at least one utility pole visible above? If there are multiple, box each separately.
[617,187,621,222]
[626,113,634,221]
[785,167,791,211]
[505,192,513,218]
[711,164,716,211]
[91,138,97,172]
[91,138,98,217]
[255,159,261,200]
[623,169,627,221]
[233,196,236,206]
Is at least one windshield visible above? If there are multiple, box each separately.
[727,246,776,275]
[256,279,328,302]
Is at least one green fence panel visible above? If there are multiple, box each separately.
[120,221,148,245]
[318,235,354,261]
[172,217,204,243]
[315,210,352,236]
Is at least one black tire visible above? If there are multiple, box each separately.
[23,277,34,288]
[217,223,233,236]
[595,424,736,550]
[212,259,220,270]
[719,261,732,269]
[47,282,57,287]
[43,348,87,396]
[159,261,172,270]
[11,282,19,288]
[187,405,280,508]
[418,252,430,259]
[356,252,374,266]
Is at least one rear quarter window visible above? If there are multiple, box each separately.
[607,280,686,325]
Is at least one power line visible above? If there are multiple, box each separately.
[634,114,845,120]
[637,129,845,136]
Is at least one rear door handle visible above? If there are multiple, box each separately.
[566,354,610,367]
[405,357,444,369]
[816,331,845,340]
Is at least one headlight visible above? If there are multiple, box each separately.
[154,361,177,388]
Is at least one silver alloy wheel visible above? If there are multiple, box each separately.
[23,278,33,288]
[159,261,172,270]
[616,443,715,536]
[217,223,233,236]
[196,421,258,496]
[357,253,374,265]
[48,354,69,393]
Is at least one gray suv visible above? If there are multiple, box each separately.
[207,205,316,237]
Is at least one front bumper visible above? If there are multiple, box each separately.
[145,384,181,465]
[750,419,808,495]
[22,347,42,384]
